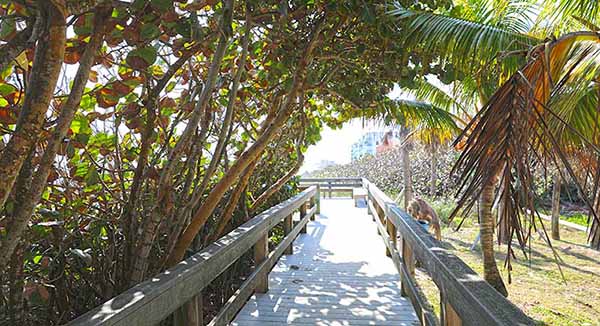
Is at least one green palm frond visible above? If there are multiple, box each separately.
[408,77,473,123]
[552,0,600,25]
[375,99,461,142]
[546,41,600,155]
[389,1,540,77]
[366,98,460,145]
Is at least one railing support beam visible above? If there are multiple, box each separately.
[284,214,293,255]
[300,202,308,234]
[441,291,462,326]
[400,237,415,297]
[316,185,321,214]
[310,196,316,221]
[174,294,203,326]
[254,233,269,293]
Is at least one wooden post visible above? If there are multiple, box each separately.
[254,233,269,293]
[174,294,203,326]
[310,196,316,221]
[316,184,321,214]
[385,211,397,258]
[284,214,293,255]
[300,202,307,234]
[440,291,462,326]
[400,238,415,297]
[366,191,372,216]
[376,204,385,236]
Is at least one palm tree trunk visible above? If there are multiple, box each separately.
[551,173,561,240]
[591,192,600,251]
[430,141,438,197]
[497,194,509,244]
[401,127,413,210]
[480,178,508,297]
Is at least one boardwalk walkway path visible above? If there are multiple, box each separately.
[232,198,419,325]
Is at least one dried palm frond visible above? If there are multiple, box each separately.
[449,32,600,273]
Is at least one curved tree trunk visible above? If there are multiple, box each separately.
[209,159,259,243]
[165,19,324,267]
[0,1,66,210]
[0,5,110,271]
[480,178,508,297]
[129,0,235,283]
[551,173,561,240]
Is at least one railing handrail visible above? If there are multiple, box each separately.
[300,177,362,181]
[68,186,318,326]
[361,178,534,326]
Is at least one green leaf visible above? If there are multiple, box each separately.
[140,24,160,41]
[74,13,94,36]
[85,169,100,186]
[70,116,91,134]
[151,0,173,11]
[0,83,16,96]
[0,18,16,40]
[126,46,158,70]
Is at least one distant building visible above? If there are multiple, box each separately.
[376,131,400,154]
[315,160,336,170]
[351,129,401,161]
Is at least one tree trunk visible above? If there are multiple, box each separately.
[0,5,110,271]
[165,19,324,267]
[250,126,306,213]
[401,126,413,210]
[0,1,66,210]
[480,178,508,297]
[551,173,561,240]
[430,141,438,197]
[209,159,259,243]
[497,192,510,244]
[129,0,235,283]
[590,192,600,250]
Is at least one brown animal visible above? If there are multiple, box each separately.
[407,198,442,240]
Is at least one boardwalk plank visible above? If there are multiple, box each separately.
[232,198,419,325]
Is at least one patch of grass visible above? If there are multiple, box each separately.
[413,224,600,326]
[388,192,599,325]
[562,213,589,227]
[539,209,590,227]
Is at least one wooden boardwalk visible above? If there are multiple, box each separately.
[232,198,419,325]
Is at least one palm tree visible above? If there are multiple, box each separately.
[390,0,600,296]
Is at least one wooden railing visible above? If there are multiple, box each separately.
[68,186,318,326]
[299,177,362,198]
[360,178,534,326]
